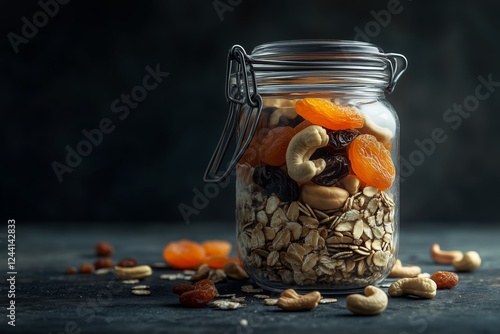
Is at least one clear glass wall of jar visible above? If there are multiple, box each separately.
[207,40,407,293]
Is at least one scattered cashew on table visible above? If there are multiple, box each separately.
[388,278,437,299]
[346,285,388,315]
[389,259,422,278]
[452,251,481,272]
[431,243,481,272]
[430,243,463,264]
[277,289,322,311]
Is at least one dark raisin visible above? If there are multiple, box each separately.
[328,129,360,150]
[311,154,350,186]
[253,166,299,202]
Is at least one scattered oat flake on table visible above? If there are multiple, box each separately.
[319,298,338,304]
[183,270,196,275]
[239,319,248,327]
[253,294,270,299]
[241,285,264,293]
[131,290,151,296]
[122,279,140,284]
[213,300,244,310]
[132,285,150,290]
[216,293,236,298]
[264,298,278,306]
[151,262,169,268]
[232,297,246,303]
[94,268,112,275]
[160,273,189,280]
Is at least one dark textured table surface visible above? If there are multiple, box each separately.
[1,221,499,334]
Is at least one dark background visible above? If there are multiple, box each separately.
[1,0,499,224]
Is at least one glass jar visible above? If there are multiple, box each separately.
[205,40,407,293]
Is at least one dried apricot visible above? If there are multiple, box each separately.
[203,256,242,269]
[348,134,395,191]
[295,98,364,130]
[430,271,459,289]
[163,240,206,269]
[178,279,218,308]
[201,240,231,257]
[240,128,269,166]
[261,126,296,166]
[293,119,313,133]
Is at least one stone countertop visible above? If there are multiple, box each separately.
[1,221,499,334]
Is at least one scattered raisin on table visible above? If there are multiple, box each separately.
[64,267,77,275]
[178,279,218,308]
[94,258,113,269]
[172,283,196,295]
[96,241,114,257]
[431,271,459,289]
[79,263,94,274]
[253,165,299,202]
[117,258,138,267]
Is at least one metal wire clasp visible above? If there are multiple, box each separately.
[204,45,263,183]
[385,53,408,94]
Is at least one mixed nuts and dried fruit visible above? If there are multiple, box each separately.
[236,97,398,290]
[62,236,482,318]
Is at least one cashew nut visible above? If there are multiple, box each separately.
[114,265,152,280]
[263,98,296,109]
[277,289,322,311]
[345,285,388,315]
[286,125,329,182]
[388,278,437,299]
[341,175,361,195]
[223,261,249,280]
[300,183,349,210]
[452,251,481,272]
[269,107,298,127]
[430,243,463,264]
[360,113,393,146]
[389,259,422,278]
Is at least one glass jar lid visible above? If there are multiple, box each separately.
[249,40,407,96]
[204,40,407,183]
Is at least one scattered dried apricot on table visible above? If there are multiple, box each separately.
[348,134,395,191]
[431,271,459,289]
[203,256,242,269]
[295,98,364,130]
[163,240,206,269]
[202,240,232,257]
